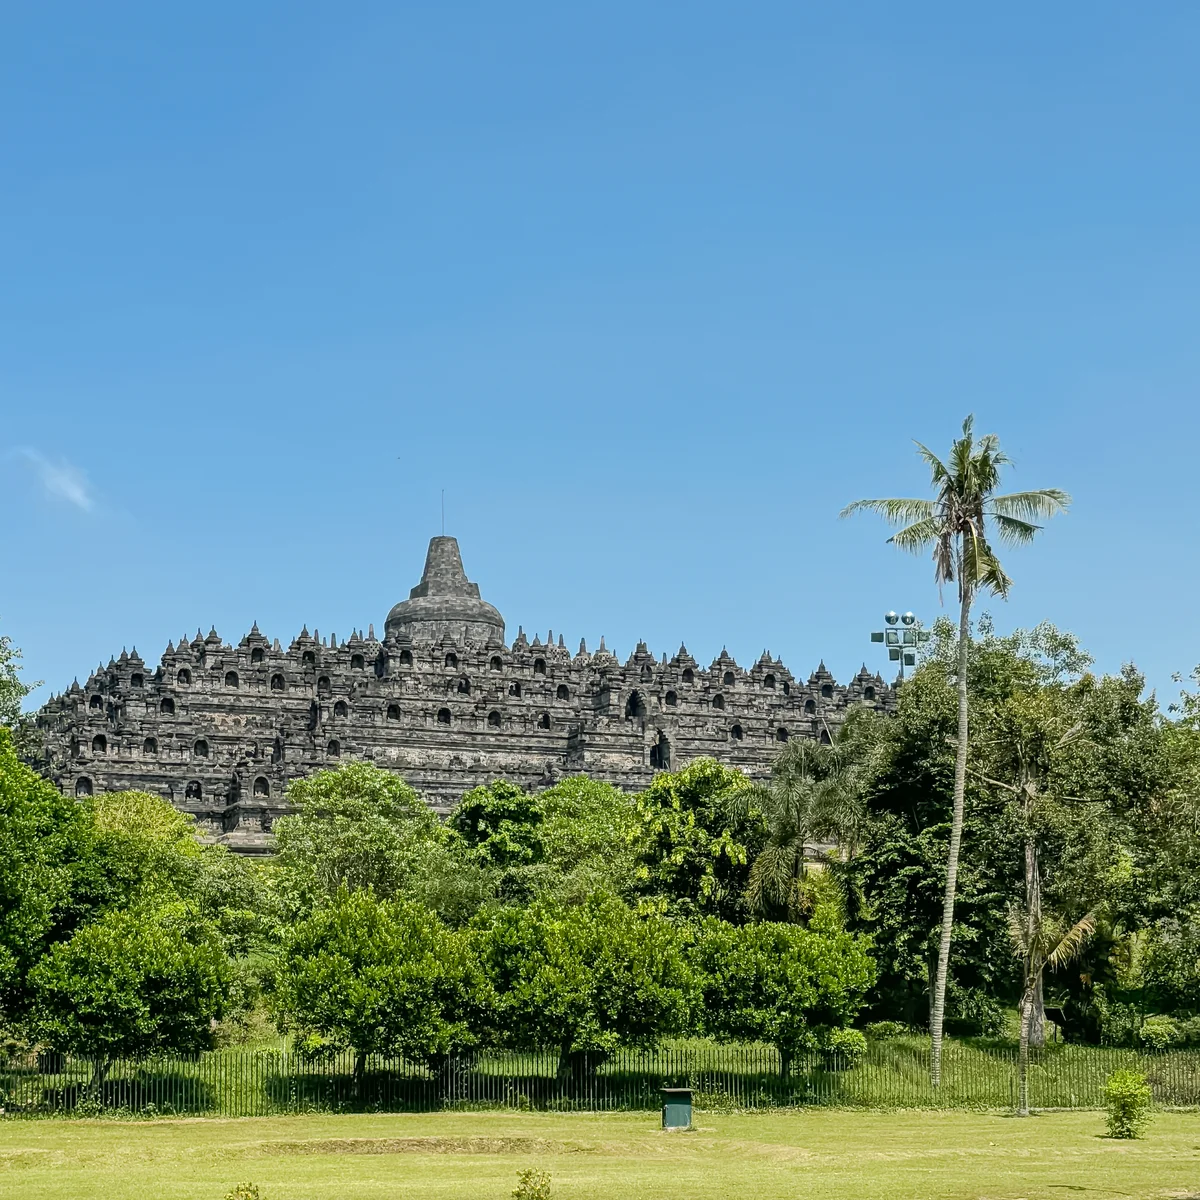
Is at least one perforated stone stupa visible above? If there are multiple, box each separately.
[36,536,891,852]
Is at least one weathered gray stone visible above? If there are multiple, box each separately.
[36,537,892,852]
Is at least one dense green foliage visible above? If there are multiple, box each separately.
[691,918,875,1071]
[4,611,1200,1077]
[841,617,1200,1050]
[0,728,107,1020]
[1103,1068,1153,1138]
[273,890,486,1069]
[0,624,38,729]
[448,775,637,905]
[272,761,480,923]
[630,758,764,922]
[478,892,695,1064]
[27,906,233,1070]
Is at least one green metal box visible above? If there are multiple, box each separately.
[661,1086,693,1129]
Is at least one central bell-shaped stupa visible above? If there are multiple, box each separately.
[384,536,505,646]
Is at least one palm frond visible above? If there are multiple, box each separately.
[975,432,1012,473]
[887,517,941,554]
[913,441,951,488]
[990,490,1071,521]
[747,838,807,911]
[840,497,935,525]
[963,529,1012,599]
[723,782,771,825]
[1006,905,1030,956]
[990,514,1041,547]
[1047,912,1096,971]
[933,530,955,588]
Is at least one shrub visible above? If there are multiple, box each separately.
[1091,987,1141,1046]
[864,1020,908,1040]
[1103,1068,1153,1139]
[224,1186,260,1200]
[819,1026,867,1067]
[1139,1015,1183,1052]
[1179,1015,1200,1046]
[943,983,1004,1037]
[513,1167,552,1199]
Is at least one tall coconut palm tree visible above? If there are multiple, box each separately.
[841,415,1069,1084]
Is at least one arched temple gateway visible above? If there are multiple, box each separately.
[35,537,892,852]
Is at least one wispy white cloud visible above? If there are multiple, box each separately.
[18,448,95,512]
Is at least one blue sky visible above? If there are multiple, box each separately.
[3,3,1198,710]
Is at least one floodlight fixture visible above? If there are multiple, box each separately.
[871,609,928,680]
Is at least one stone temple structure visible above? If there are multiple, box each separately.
[36,537,892,852]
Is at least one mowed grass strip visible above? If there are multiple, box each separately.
[2,1109,1199,1200]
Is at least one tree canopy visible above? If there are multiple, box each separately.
[273,889,486,1070]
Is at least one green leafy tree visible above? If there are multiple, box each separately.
[0,740,262,1035]
[843,415,1068,1082]
[27,906,234,1093]
[448,779,546,904]
[448,777,638,906]
[841,616,1179,1052]
[632,758,764,923]
[0,728,125,1025]
[690,919,875,1076]
[450,779,544,869]
[478,892,695,1075]
[535,776,639,903]
[83,789,270,966]
[272,763,480,922]
[0,623,38,728]
[272,889,488,1077]
[967,633,1099,1111]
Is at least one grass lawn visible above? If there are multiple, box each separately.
[1,1108,1198,1200]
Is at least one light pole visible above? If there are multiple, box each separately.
[870,610,930,680]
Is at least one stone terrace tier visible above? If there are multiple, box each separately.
[36,537,892,852]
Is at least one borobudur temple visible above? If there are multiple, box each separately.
[35,536,893,851]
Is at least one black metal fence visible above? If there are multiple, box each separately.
[4,1042,1200,1117]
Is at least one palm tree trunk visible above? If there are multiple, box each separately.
[930,585,971,1086]
[1030,972,1046,1047]
[1016,797,1044,1117]
[1023,829,1045,1051]
[1017,973,1034,1116]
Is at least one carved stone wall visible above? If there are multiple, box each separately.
[36,537,892,852]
